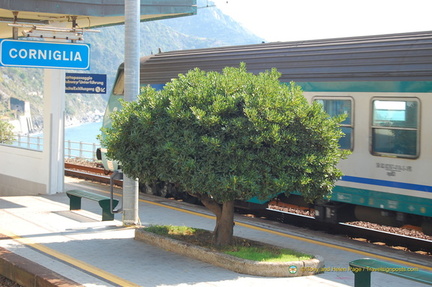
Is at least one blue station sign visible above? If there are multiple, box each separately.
[65,73,106,94]
[0,39,90,70]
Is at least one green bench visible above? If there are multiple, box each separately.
[66,189,119,221]
[349,258,432,287]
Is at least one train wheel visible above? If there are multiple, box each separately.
[159,183,169,198]
[354,206,403,227]
[421,219,432,236]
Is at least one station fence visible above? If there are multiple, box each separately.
[10,134,100,162]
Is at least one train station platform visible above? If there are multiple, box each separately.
[0,177,431,287]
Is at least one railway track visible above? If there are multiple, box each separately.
[65,162,431,254]
[65,162,123,186]
[257,208,431,254]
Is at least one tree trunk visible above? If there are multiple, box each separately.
[195,194,235,246]
[214,200,235,246]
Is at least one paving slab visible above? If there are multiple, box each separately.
[0,177,430,286]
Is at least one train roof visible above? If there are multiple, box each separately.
[134,31,432,84]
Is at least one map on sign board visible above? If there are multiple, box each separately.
[65,73,107,94]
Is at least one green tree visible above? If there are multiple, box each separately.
[0,120,14,144]
[101,64,348,246]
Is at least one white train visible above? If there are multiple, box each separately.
[99,31,432,234]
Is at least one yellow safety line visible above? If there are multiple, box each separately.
[139,198,216,220]
[0,228,140,287]
[137,196,432,272]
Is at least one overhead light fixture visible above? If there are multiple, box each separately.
[23,30,84,41]
[8,23,99,41]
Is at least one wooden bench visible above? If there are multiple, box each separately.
[349,258,432,287]
[66,189,119,221]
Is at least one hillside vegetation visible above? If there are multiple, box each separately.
[0,1,262,129]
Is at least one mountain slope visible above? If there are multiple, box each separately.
[0,2,262,130]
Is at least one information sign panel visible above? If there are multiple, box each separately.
[0,39,90,70]
[65,73,106,94]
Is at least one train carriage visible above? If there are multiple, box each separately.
[100,31,432,234]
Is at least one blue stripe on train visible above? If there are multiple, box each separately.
[341,176,432,193]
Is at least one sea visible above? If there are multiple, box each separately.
[63,121,103,160]
[12,121,103,160]
[29,121,103,143]
[65,121,102,144]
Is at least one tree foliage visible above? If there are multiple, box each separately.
[0,120,14,144]
[101,63,348,245]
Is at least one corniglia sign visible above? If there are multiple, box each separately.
[0,39,90,70]
[9,47,83,62]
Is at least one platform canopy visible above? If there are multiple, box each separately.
[0,0,197,38]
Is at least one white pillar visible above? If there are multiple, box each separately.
[43,69,65,194]
[123,0,140,225]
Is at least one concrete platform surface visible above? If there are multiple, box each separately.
[0,177,430,287]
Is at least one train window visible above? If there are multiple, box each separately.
[371,99,419,158]
[314,98,353,150]
[113,72,124,95]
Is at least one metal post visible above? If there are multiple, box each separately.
[353,269,371,287]
[79,141,83,158]
[67,140,71,158]
[92,143,96,161]
[123,0,140,225]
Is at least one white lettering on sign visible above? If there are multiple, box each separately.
[8,48,82,62]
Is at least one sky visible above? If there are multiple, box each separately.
[211,0,432,42]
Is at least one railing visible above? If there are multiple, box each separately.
[13,134,43,151]
[11,134,100,162]
[64,140,100,162]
